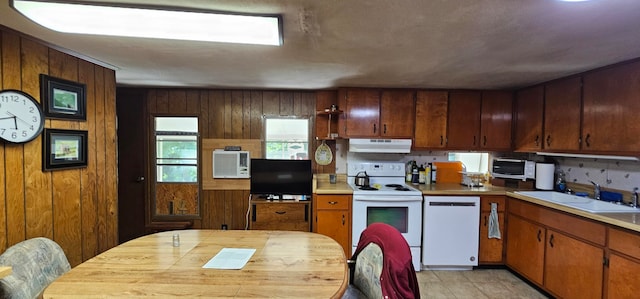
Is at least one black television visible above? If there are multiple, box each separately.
[250,159,312,199]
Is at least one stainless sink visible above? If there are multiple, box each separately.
[515,191,640,213]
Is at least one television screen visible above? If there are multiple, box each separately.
[250,159,312,198]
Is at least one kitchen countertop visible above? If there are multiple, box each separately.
[313,175,640,233]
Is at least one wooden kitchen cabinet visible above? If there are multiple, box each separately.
[250,200,310,231]
[505,214,545,285]
[582,60,640,153]
[506,198,606,298]
[478,196,506,264]
[514,85,544,152]
[313,194,351,258]
[339,88,415,138]
[544,76,582,151]
[414,90,448,149]
[447,91,482,149]
[480,91,513,151]
[380,89,415,138]
[607,227,640,299]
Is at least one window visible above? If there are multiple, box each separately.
[448,152,489,173]
[155,117,198,182]
[264,117,310,160]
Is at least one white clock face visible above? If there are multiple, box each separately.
[0,90,45,144]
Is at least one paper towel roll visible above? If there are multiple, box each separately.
[536,163,555,190]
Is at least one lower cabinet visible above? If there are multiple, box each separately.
[607,227,640,299]
[250,200,310,231]
[506,198,606,299]
[478,196,506,264]
[313,194,351,258]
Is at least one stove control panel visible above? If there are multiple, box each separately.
[347,162,405,176]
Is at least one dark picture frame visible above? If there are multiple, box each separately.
[42,129,88,171]
[40,74,86,121]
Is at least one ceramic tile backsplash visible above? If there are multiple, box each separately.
[554,157,640,192]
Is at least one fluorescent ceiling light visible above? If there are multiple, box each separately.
[11,0,283,46]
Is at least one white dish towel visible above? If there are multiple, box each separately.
[488,202,501,239]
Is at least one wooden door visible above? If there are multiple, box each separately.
[314,195,351,258]
[480,91,513,151]
[505,214,545,285]
[544,230,604,299]
[447,91,481,149]
[343,88,380,137]
[583,61,640,152]
[514,86,544,152]
[414,91,448,148]
[607,254,640,299]
[116,89,148,244]
[544,77,582,151]
[380,89,415,138]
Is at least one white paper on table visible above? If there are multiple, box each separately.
[202,248,256,269]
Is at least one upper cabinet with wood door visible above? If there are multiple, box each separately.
[583,61,640,153]
[514,85,544,152]
[414,90,448,149]
[447,91,482,149]
[338,88,415,138]
[480,91,513,151]
[543,76,582,151]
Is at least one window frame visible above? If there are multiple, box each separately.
[262,115,312,160]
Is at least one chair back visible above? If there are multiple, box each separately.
[0,237,71,299]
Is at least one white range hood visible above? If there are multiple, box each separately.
[348,138,412,153]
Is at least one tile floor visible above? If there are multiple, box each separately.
[416,269,550,299]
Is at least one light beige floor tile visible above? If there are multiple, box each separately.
[473,281,521,299]
[445,281,489,299]
[500,281,549,299]
[461,269,504,283]
[416,270,442,283]
[431,270,471,283]
[419,281,457,299]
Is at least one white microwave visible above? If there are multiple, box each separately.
[212,150,250,178]
[491,158,536,181]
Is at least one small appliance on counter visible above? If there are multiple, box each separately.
[535,163,555,190]
[460,172,485,187]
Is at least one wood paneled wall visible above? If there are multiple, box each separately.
[0,28,118,266]
[145,89,316,230]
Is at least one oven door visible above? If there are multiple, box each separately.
[352,195,423,247]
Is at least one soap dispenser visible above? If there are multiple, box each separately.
[555,170,567,193]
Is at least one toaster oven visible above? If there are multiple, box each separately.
[491,158,536,181]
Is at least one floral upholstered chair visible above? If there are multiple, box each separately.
[342,242,384,298]
[0,237,71,299]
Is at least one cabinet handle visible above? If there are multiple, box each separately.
[549,234,555,248]
[473,136,476,146]
[328,201,338,205]
[275,211,286,215]
[136,176,145,182]
[342,215,345,225]
[440,135,444,146]
[373,123,377,134]
[546,135,551,147]
[483,215,487,227]
[483,136,487,146]
[585,133,591,147]
[537,229,542,242]
[534,135,540,146]
[383,124,387,134]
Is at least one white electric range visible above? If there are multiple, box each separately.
[347,162,423,271]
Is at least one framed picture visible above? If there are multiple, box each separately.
[40,74,86,121]
[42,129,88,171]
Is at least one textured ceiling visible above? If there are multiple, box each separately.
[2,0,640,90]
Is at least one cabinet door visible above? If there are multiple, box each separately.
[447,91,481,149]
[343,88,380,137]
[380,89,415,138]
[607,254,640,299]
[479,211,504,264]
[480,91,513,151]
[514,86,544,152]
[316,210,350,258]
[544,230,603,299]
[505,215,545,285]
[544,77,582,151]
[583,61,640,152]
[415,91,448,148]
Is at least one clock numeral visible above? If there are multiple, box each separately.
[11,132,17,139]
[22,131,27,138]
[29,107,35,113]
[0,129,5,135]
[32,116,38,123]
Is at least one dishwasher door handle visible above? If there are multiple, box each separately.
[429,202,477,207]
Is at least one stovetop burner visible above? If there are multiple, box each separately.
[359,186,378,191]
[386,184,412,191]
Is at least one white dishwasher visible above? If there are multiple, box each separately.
[422,196,480,270]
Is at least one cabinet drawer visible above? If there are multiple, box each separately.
[609,227,640,260]
[316,195,350,210]
[251,202,309,231]
[481,195,506,212]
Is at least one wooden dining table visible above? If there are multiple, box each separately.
[44,229,348,298]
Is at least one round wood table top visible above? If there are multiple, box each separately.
[44,229,348,298]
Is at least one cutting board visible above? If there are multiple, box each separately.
[433,161,464,184]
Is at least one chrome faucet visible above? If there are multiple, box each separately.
[590,181,601,200]
[631,188,639,208]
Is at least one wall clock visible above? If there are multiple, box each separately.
[0,90,45,144]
